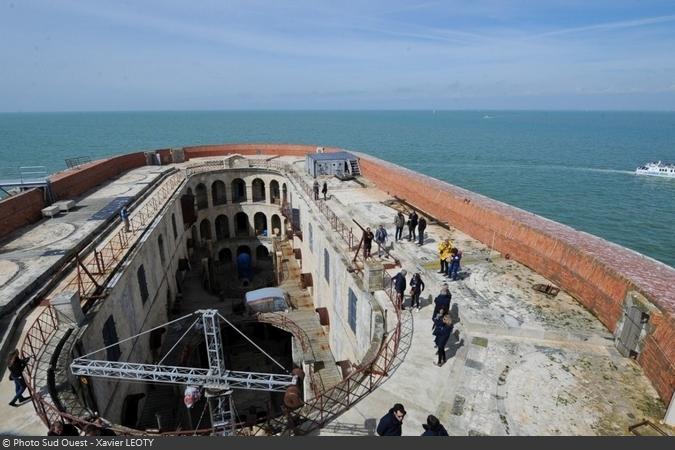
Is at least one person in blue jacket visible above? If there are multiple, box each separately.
[421,415,448,436]
[376,403,406,436]
[447,248,462,281]
[433,313,453,366]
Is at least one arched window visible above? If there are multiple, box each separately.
[282,183,288,204]
[212,180,227,206]
[195,183,208,210]
[271,214,281,237]
[252,178,266,202]
[171,213,178,239]
[348,288,358,333]
[254,212,268,236]
[158,234,166,266]
[324,249,330,282]
[137,265,149,304]
[231,178,246,203]
[199,218,212,241]
[234,212,250,237]
[308,223,313,253]
[270,180,280,205]
[218,248,233,265]
[215,215,230,241]
[256,245,270,259]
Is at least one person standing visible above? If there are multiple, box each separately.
[447,248,462,281]
[432,286,452,319]
[407,211,418,241]
[433,313,453,366]
[417,216,427,245]
[120,206,131,232]
[313,180,320,200]
[363,227,375,259]
[376,403,406,436]
[438,239,451,274]
[409,273,425,311]
[375,224,388,257]
[7,350,29,407]
[421,415,449,436]
[321,181,328,200]
[394,212,405,241]
[391,269,407,310]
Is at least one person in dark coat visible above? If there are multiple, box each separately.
[7,350,29,407]
[394,212,405,241]
[432,286,452,318]
[313,180,320,200]
[363,227,374,259]
[407,211,418,241]
[433,314,453,366]
[375,224,388,257]
[409,273,425,311]
[421,415,449,436]
[390,269,407,310]
[48,421,80,436]
[321,182,328,200]
[376,403,406,436]
[417,216,427,245]
[447,248,462,280]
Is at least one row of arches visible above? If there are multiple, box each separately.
[198,212,283,241]
[216,245,270,265]
[191,178,287,210]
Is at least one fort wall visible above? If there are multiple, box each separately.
[0,189,45,239]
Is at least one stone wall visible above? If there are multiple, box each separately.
[0,189,45,239]
[78,197,187,423]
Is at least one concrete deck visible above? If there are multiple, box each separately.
[302,168,667,436]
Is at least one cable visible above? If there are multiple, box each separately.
[217,313,288,373]
[157,316,201,366]
[77,312,197,359]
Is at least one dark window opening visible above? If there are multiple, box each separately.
[103,315,121,361]
[137,265,149,304]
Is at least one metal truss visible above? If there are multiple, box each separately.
[70,359,295,392]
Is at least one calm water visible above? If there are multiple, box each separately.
[1,111,674,268]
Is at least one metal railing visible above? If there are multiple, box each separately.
[65,156,92,169]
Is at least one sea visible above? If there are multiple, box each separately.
[0,111,674,268]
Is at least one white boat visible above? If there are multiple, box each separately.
[635,161,675,178]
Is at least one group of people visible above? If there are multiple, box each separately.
[390,269,425,311]
[431,285,455,366]
[394,211,427,245]
[361,224,389,259]
[438,239,462,281]
[312,180,328,201]
[377,403,448,436]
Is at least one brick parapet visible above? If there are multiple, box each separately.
[0,189,45,239]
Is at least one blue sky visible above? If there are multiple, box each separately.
[1,0,675,111]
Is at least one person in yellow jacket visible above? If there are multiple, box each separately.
[438,239,452,274]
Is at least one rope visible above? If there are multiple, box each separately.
[217,313,288,373]
[77,312,197,359]
[157,316,201,366]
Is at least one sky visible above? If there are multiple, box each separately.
[1,0,675,111]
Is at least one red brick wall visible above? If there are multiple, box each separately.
[0,189,45,239]
[183,143,340,159]
[49,152,147,200]
[356,152,675,403]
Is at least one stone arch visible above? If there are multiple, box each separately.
[256,245,270,259]
[234,212,250,237]
[212,180,227,206]
[231,178,246,203]
[254,212,268,236]
[252,178,266,202]
[270,180,280,205]
[199,218,212,241]
[271,214,281,237]
[218,248,233,265]
[195,183,208,210]
[237,245,251,256]
[215,215,230,241]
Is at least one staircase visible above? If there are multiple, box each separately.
[349,159,361,176]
